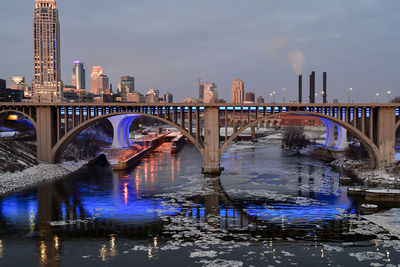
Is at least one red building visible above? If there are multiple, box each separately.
[280,114,323,127]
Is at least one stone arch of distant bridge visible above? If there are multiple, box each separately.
[396,120,400,133]
[51,111,204,163]
[219,112,380,168]
[0,110,38,132]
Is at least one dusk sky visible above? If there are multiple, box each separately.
[1,0,399,102]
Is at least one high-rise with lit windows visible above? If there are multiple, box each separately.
[32,0,62,102]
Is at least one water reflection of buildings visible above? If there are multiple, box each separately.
[0,155,379,265]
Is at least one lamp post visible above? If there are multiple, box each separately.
[375,92,379,103]
[347,88,352,103]
[387,90,391,103]
[273,91,276,103]
[282,88,286,103]
[321,91,325,103]
[269,92,273,103]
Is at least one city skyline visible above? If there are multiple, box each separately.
[0,0,399,102]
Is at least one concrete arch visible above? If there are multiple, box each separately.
[219,112,380,168]
[51,111,204,163]
[0,110,38,132]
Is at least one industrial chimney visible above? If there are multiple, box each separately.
[298,75,302,103]
[323,72,327,103]
[309,71,315,103]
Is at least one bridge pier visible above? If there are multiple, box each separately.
[376,108,396,167]
[36,107,56,163]
[202,107,223,175]
[108,114,139,149]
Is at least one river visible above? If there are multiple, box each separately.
[0,143,399,266]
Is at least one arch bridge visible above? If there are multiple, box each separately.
[0,102,399,174]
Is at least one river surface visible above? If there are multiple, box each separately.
[0,143,400,266]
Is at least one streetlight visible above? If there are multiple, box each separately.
[347,88,352,103]
[282,88,287,103]
[273,91,276,103]
[269,92,273,103]
[375,92,379,103]
[387,90,391,103]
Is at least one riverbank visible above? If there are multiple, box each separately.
[0,164,70,196]
[330,158,400,186]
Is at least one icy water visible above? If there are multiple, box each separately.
[0,143,400,266]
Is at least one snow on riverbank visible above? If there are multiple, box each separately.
[61,160,88,172]
[0,164,70,196]
[331,158,400,186]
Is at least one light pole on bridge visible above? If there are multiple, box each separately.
[376,92,380,103]
[387,90,392,103]
[347,87,352,103]
[282,88,287,103]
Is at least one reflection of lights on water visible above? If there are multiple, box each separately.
[100,244,107,262]
[148,248,153,259]
[321,248,324,258]
[0,240,3,258]
[135,175,140,196]
[171,157,175,182]
[29,209,35,233]
[153,237,158,248]
[40,241,47,264]
[144,161,149,183]
[110,235,117,257]
[123,182,129,205]
[54,236,60,251]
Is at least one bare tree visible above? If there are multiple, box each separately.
[282,126,309,150]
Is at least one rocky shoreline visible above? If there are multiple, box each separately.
[0,164,71,196]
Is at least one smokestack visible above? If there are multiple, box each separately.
[298,75,302,103]
[323,72,327,103]
[309,71,315,103]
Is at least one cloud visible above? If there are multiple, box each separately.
[266,35,288,55]
[288,50,306,75]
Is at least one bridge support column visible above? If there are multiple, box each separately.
[336,126,348,150]
[202,107,222,175]
[376,108,396,167]
[323,119,336,147]
[37,107,57,163]
[108,115,139,149]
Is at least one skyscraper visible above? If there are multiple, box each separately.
[71,61,86,90]
[203,82,218,103]
[198,79,204,103]
[117,76,135,101]
[91,66,109,95]
[232,79,244,103]
[164,93,174,103]
[32,0,62,102]
[245,92,255,103]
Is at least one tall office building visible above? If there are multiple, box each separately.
[91,66,109,95]
[71,61,86,89]
[32,0,62,102]
[9,76,25,89]
[164,93,173,103]
[198,79,204,103]
[117,76,135,101]
[245,92,255,103]
[203,82,218,103]
[232,79,244,103]
[146,89,160,103]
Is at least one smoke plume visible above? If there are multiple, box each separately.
[266,36,288,55]
[288,50,306,75]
